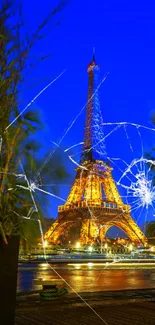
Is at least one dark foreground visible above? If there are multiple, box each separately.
[16,302,155,325]
[16,289,155,325]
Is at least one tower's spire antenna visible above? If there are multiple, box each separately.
[93,46,95,62]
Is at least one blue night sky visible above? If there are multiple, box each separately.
[17,0,155,229]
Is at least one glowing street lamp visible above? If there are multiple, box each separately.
[43,240,48,248]
[88,246,93,252]
[129,243,133,252]
[76,242,81,249]
[104,242,108,249]
[150,246,155,252]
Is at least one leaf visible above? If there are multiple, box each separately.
[24,141,41,152]
[23,110,41,125]
[0,223,8,244]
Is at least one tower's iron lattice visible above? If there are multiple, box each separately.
[45,55,147,246]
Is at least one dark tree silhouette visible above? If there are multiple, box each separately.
[0,1,68,324]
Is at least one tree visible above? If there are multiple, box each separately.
[146,221,155,238]
[0,1,68,324]
[19,149,68,254]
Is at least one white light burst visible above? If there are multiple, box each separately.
[128,171,155,209]
[116,155,155,216]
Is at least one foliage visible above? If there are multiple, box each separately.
[0,2,69,324]
[0,0,68,244]
[145,221,155,238]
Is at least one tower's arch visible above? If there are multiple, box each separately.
[99,219,145,245]
[105,225,128,239]
[45,219,81,244]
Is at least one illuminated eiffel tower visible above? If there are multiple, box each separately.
[45,54,147,246]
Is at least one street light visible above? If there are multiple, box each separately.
[104,242,108,249]
[76,242,81,249]
[43,240,48,248]
[129,243,133,252]
[88,246,93,252]
[150,246,155,252]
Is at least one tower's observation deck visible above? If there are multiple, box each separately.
[58,160,130,213]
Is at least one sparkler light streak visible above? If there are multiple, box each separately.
[66,124,122,169]
[115,157,155,228]
[5,69,66,131]
[68,155,87,170]
[11,207,36,220]
[102,121,155,133]
[0,172,25,178]
[120,170,155,209]
[117,157,154,185]
[0,136,2,154]
[16,182,66,203]
[64,141,84,153]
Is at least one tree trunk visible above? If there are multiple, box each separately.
[0,235,20,325]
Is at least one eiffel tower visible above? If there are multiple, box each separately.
[45,54,147,246]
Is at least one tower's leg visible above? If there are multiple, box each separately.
[44,221,60,241]
[89,220,100,244]
[80,219,90,244]
[99,224,111,241]
[65,169,86,205]
[107,172,123,205]
[79,219,100,245]
[123,214,147,245]
[102,171,123,205]
[45,220,76,244]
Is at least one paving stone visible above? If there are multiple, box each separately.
[16,301,155,325]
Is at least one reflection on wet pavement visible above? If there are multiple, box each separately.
[17,263,155,293]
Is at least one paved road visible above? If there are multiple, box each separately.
[16,301,155,325]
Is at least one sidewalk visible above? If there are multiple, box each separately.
[16,301,155,325]
[16,289,155,325]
